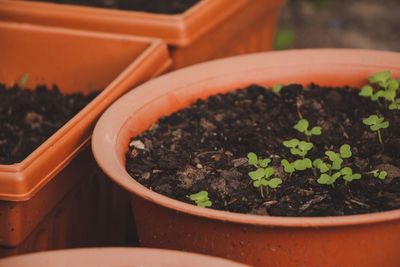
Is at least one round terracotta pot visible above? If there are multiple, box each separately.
[92,49,400,267]
[0,247,248,266]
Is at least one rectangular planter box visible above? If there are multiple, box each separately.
[0,0,284,68]
[0,21,171,257]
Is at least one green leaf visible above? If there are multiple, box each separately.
[281,159,295,173]
[293,119,309,133]
[313,159,323,168]
[267,178,282,188]
[294,159,309,171]
[253,180,262,188]
[387,79,399,91]
[248,168,266,180]
[359,85,373,97]
[18,73,29,89]
[378,121,389,129]
[310,126,322,135]
[319,163,330,173]
[331,158,343,170]
[341,167,352,175]
[190,191,209,202]
[317,173,331,184]
[258,158,271,168]
[378,171,388,180]
[283,139,299,148]
[247,152,258,165]
[290,148,305,157]
[298,141,313,152]
[383,89,396,101]
[325,151,339,162]
[272,83,283,93]
[368,70,391,84]
[264,167,275,178]
[303,158,312,168]
[339,144,352,158]
[363,115,379,126]
[371,90,384,101]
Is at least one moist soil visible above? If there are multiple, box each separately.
[39,0,200,14]
[0,84,98,164]
[126,84,400,217]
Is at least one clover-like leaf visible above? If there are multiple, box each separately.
[325,151,339,162]
[290,148,305,157]
[259,158,271,168]
[247,152,258,165]
[248,168,266,181]
[267,178,282,188]
[190,191,208,202]
[293,159,311,171]
[363,115,380,126]
[339,144,352,159]
[368,70,391,85]
[253,180,263,188]
[281,159,295,174]
[317,173,331,185]
[359,85,373,97]
[340,167,352,176]
[264,167,275,178]
[293,119,309,133]
[283,139,300,148]
[298,141,314,152]
[310,126,322,135]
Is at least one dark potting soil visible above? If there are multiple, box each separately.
[126,84,400,217]
[0,84,98,164]
[39,0,200,14]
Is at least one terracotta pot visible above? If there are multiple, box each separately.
[0,247,249,267]
[0,21,171,257]
[92,49,400,267]
[0,0,284,69]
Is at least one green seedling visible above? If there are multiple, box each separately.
[189,191,212,208]
[18,73,29,89]
[362,114,389,144]
[368,169,388,180]
[341,167,362,183]
[359,71,400,109]
[293,119,322,141]
[272,83,283,94]
[314,144,360,186]
[247,152,282,197]
[283,139,313,158]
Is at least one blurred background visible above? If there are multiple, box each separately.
[275,0,400,51]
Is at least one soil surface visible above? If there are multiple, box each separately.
[39,0,200,14]
[0,84,98,164]
[126,84,400,217]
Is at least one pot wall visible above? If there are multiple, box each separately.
[0,22,171,255]
[92,49,400,267]
[0,0,284,69]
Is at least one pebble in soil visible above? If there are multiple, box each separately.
[125,84,400,217]
[0,84,98,164]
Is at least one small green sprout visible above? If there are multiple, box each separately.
[189,191,212,208]
[368,169,388,180]
[283,139,313,158]
[272,83,283,93]
[314,145,361,186]
[359,71,400,109]
[18,73,29,89]
[341,167,362,183]
[293,119,322,141]
[317,172,341,185]
[247,152,282,197]
[362,114,389,144]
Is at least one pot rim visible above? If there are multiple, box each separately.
[93,49,400,228]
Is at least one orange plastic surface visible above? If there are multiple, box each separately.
[92,49,400,267]
[0,21,171,248]
[0,247,249,267]
[0,0,284,68]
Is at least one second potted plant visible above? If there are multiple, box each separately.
[92,49,400,267]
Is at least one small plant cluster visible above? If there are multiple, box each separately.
[191,71,397,206]
[359,71,400,110]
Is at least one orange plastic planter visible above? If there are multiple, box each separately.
[92,49,400,267]
[0,247,249,267]
[0,22,171,257]
[0,0,284,69]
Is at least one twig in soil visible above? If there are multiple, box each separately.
[11,131,24,156]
